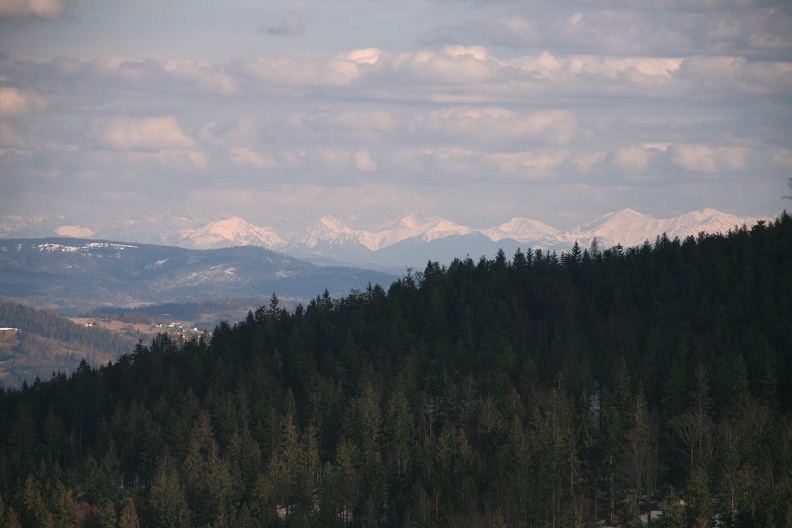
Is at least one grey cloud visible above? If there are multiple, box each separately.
[259,11,304,36]
[444,5,792,58]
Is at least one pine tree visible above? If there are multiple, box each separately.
[148,461,190,528]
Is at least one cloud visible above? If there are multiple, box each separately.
[19,47,788,116]
[0,122,27,149]
[354,150,377,172]
[410,107,579,146]
[0,88,47,116]
[243,55,365,88]
[289,109,397,142]
[259,11,304,36]
[389,147,568,181]
[612,146,654,174]
[228,147,277,170]
[162,60,237,94]
[0,0,64,19]
[445,6,791,58]
[92,116,196,151]
[200,118,259,148]
[488,151,569,176]
[236,47,788,105]
[670,144,748,173]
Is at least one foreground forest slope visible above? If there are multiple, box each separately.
[0,213,790,528]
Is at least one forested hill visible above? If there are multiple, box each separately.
[0,302,132,388]
[0,213,790,528]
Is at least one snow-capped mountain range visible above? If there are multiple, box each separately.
[0,209,768,270]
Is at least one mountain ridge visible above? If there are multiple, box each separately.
[0,209,767,268]
[0,237,397,316]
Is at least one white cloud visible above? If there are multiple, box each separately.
[612,146,654,174]
[339,48,382,65]
[0,0,64,19]
[228,147,277,170]
[313,148,353,171]
[244,56,362,88]
[163,60,237,94]
[571,151,608,172]
[670,144,748,173]
[388,48,495,85]
[87,57,158,82]
[353,150,377,172]
[389,147,568,180]
[488,150,568,175]
[93,116,195,151]
[63,48,790,109]
[0,87,46,116]
[89,148,206,171]
[1,0,788,227]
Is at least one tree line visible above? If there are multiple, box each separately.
[0,213,790,527]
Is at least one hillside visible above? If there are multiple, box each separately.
[0,213,789,527]
[0,238,398,315]
[0,302,133,387]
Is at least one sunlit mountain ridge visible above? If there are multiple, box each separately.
[0,208,768,268]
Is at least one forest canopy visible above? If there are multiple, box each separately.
[0,213,790,528]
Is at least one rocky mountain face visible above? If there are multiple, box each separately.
[0,209,766,269]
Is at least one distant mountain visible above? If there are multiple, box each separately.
[285,208,763,268]
[552,208,760,251]
[0,209,767,269]
[179,216,286,250]
[283,211,474,264]
[482,217,560,244]
[286,215,373,255]
[0,214,67,238]
[0,238,397,315]
[366,211,472,249]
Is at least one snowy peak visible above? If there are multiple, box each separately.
[561,208,760,250]
[0,208,770,266]
[0,215,66,238]
[572,208,652,235]
[180,216,286,250]
[361,212,471,249]
[663,209,751,240]
[287,215,366,252]
[484,217,560,243]
[286,212,473,253]
[317,215,350,232]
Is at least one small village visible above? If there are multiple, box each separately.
[78,317,206,341]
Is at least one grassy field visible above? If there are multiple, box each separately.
[69,317,161,339]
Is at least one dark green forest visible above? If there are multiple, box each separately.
[1,214,791,528]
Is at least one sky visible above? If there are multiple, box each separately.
[1,0,791,236]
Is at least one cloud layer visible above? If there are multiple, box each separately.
[0,0,789,232]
